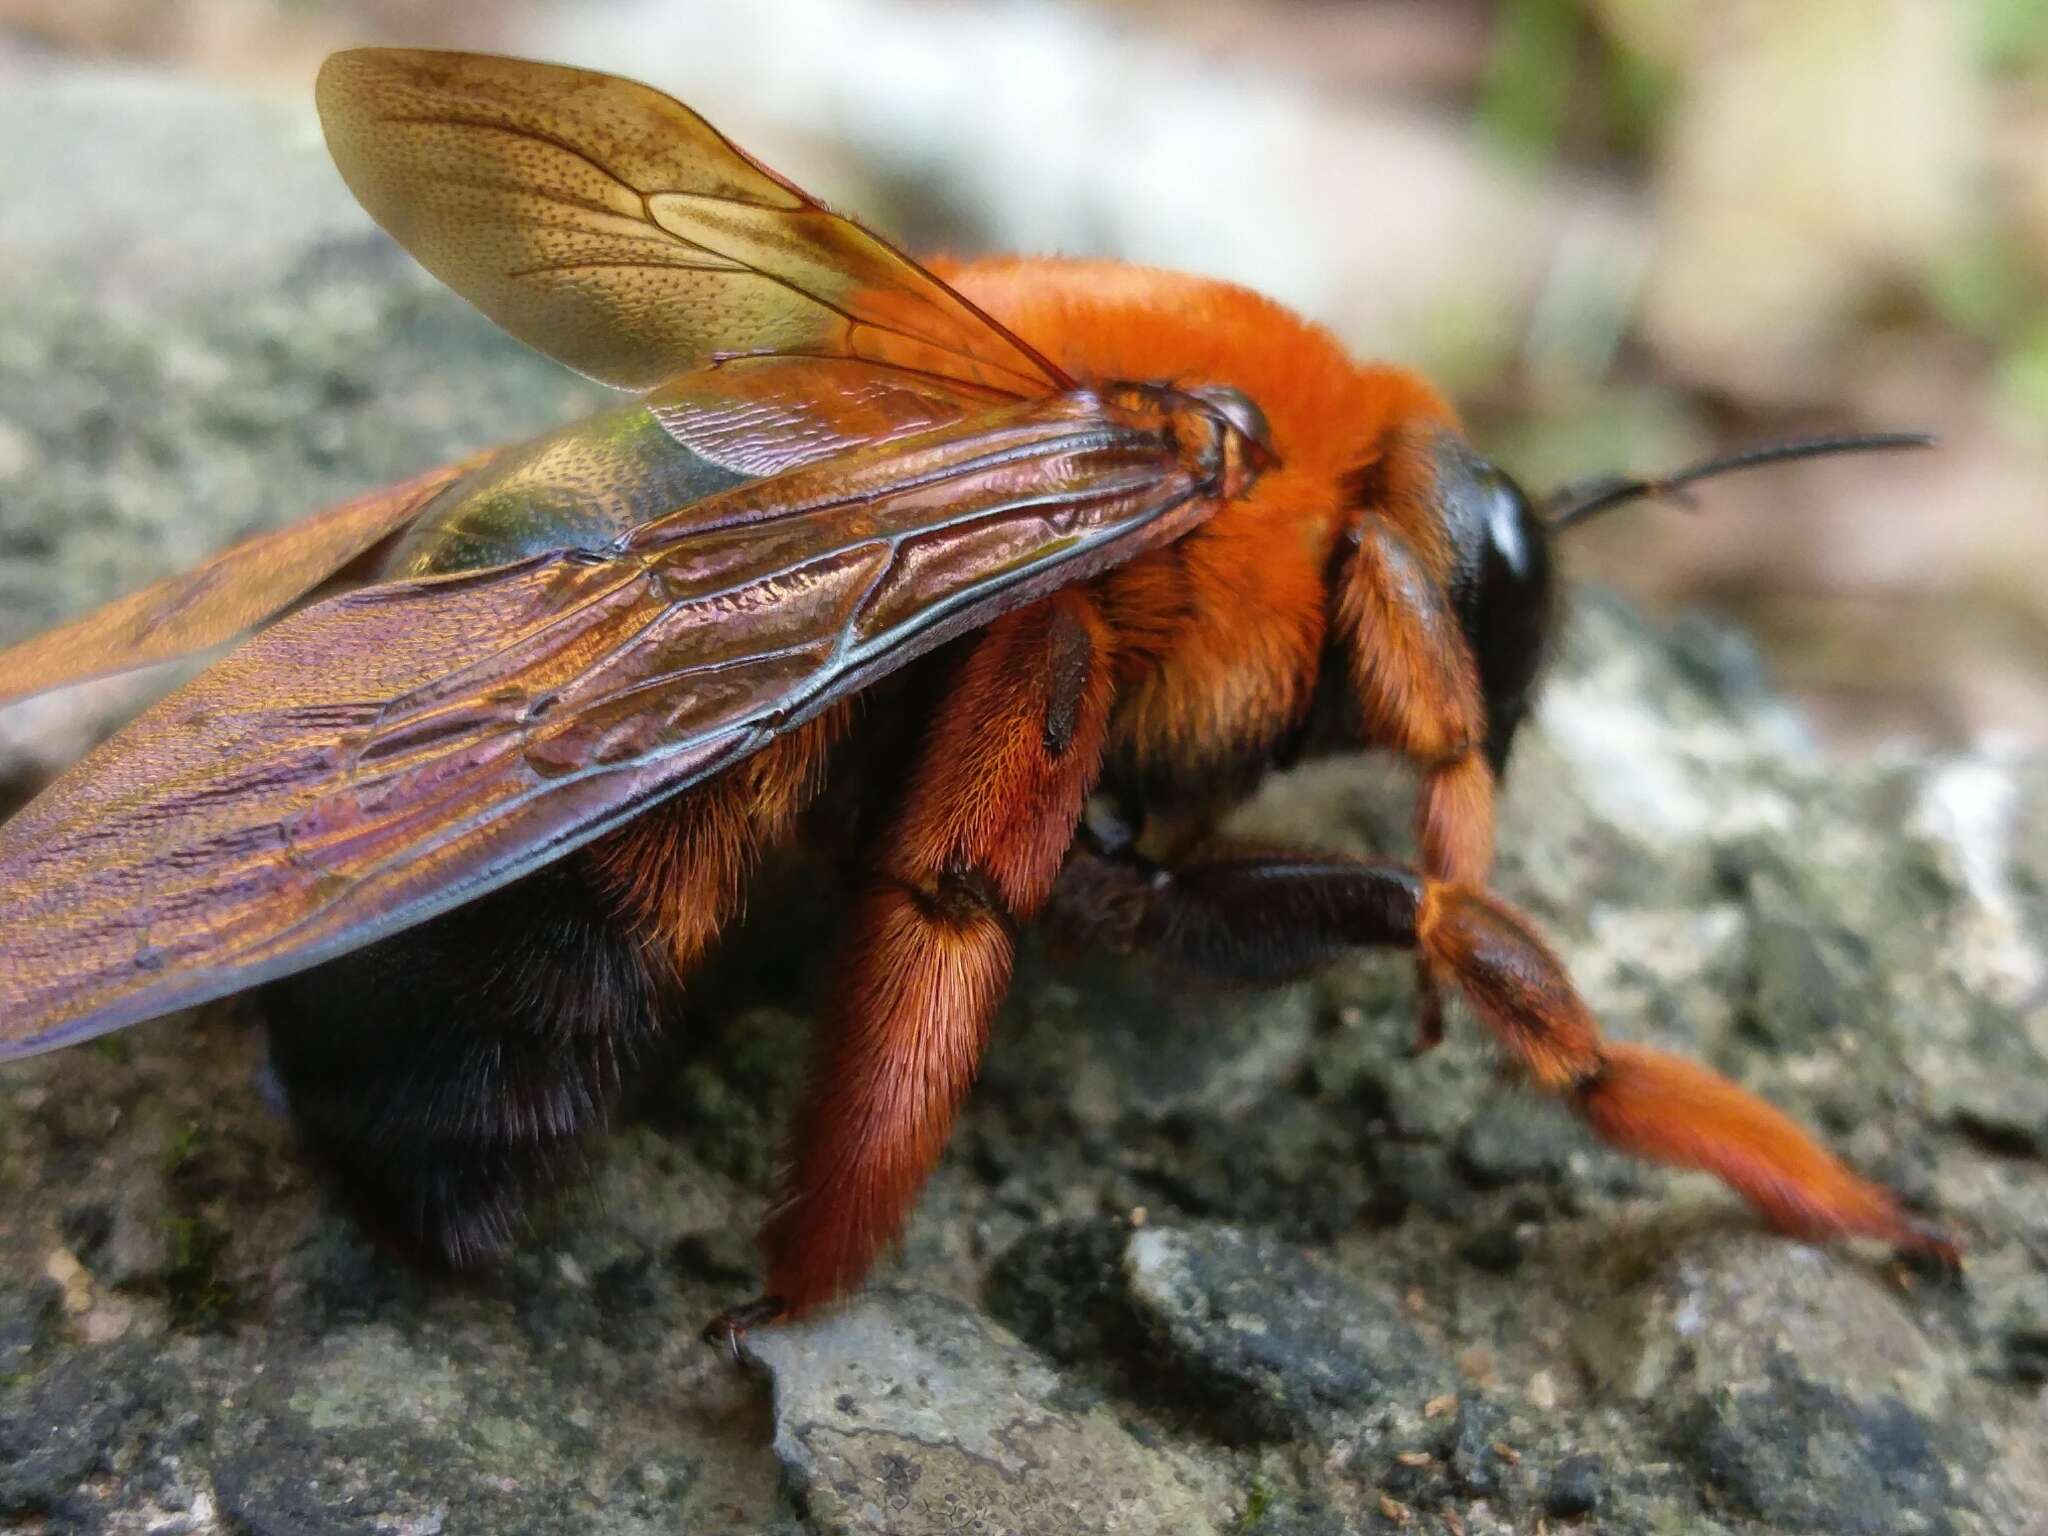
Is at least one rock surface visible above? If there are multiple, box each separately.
[3,61,2047,1536]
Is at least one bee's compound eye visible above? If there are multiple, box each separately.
[1476,466,1539,579]
[1188,385,1276,468]
[1431,436,1556,774]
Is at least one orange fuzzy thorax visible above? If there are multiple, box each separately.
[938,258,1464,801]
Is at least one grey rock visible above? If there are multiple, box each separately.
[1452,1088,1586,1190]
[1455,1220,1527,1273]
[1120,1224,1453,1444]
[0,1343,168,1519]
[983,1217,1136,1368]
[2007,1326,2048,1386]
[1675,1360,1954,1536]
[1942,1074,2048,1160]
[1568,1227,1944,1405]
[1232,1492,1356,1535]
[742,1289,1227,1536]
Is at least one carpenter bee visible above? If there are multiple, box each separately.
[0,49,1955,1345]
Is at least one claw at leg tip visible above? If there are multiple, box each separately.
[1901,1223,1964,1277]
[701,1293,788,1358]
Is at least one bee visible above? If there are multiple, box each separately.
[0,49,1956,1346]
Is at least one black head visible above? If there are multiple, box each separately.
[1429,434,1556,774]
[1428,427,1936,775]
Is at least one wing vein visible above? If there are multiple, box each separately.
[376,111,651,204]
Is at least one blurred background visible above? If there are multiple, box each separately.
[1,0,2043,750]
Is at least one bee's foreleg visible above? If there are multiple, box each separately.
[1336,522,1495,885]
[1049,845,1960,1267]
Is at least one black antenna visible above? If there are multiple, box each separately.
[1544,431,1935,531]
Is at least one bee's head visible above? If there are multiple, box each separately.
[1381,426,1933,776]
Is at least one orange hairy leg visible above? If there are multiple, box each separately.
[1333,519,1496,1047]
[1048,846,1958,1265]
[1336,521,1494,888]
[588,709,849,975]
[718,589,1116,1333]
[1423,885,1957,1261]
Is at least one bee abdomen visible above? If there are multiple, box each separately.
[258,856,668,1267]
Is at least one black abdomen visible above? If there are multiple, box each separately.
[259,858,670,1266]
[264,402,752,1261]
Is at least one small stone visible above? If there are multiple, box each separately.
[62,1192,175,1291]
[1740,885,1868,1050]
[2002,1325,2048,1385]
[1120,1224,1453,1443]
[0,1284,57,1381]
[668,1228,757,1287]
[1543,1452,1603,1518]
[985,1217,1135,1366]
[1453,1094,1579,1190]
[0,1344,160,1516]
[1670,1360,1953,1533]
[1236,1494,1351,1535]
[1944,1077,2048,1160]
[742,1289,1226,1535]
[0,415,39,480]
[1439,1395,1511,1499]
[1570,1226,1940,1403]
[1457,1224,1525,1273]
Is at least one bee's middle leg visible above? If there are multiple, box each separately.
[709,591,1117,1343]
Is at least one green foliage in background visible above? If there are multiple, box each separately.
[1477,0,1674,167]
[1980,0,2048,74]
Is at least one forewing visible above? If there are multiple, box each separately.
[316,49,1063,396]
[0,455,486,707]
[0,391,1217,1054]
[0,352,997,703]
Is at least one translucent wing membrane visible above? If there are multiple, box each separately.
[1,36,1067,706]
[648,355,1004,479]
[0,356,1003,701]
[0,389,1224,1054]
[0,457,484,707]
[316,49,1065,396]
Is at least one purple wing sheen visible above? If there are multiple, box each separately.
[0,457,485,708]
[0,358,998,701]
[0,388,1230,1055]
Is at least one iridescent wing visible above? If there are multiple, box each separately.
[0,387,1224,1055]
[0,358,1001,703]
[0,46,1055,706]
[0,456,484,707]
[315,48,1064,396]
